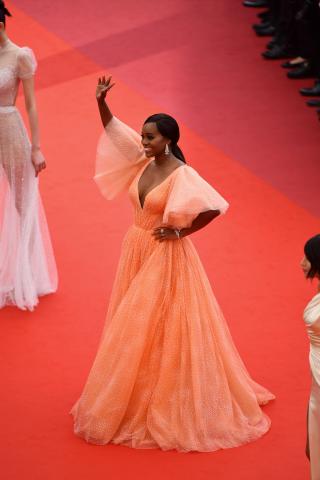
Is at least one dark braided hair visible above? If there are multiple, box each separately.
[143,113,186,163]
[0,1,12,26]
[304,234,320,279]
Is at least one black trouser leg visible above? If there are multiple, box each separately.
[273,0,302,51]
[296,2,320,72]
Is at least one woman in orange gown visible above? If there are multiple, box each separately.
[71,76,274,452]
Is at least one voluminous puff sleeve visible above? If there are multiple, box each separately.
[163,166,229,229]
[17,47,37,79]
[94,116,148,199]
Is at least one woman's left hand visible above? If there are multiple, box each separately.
[152,226,180,242]
[31,147,46,177]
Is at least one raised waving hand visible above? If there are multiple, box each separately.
[96,75,115,102]
[96,75,115,128]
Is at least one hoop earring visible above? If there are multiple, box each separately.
[165,144,170,155]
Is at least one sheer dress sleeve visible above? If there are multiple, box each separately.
[163,166,229,229]
[17,47,37,80]
[94,116,148,199]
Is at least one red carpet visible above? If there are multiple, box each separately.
[1,1,319,479]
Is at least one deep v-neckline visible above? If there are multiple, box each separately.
[137,161,184,210]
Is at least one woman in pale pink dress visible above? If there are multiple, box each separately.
[0,2,57,310]
[71,76,275,452]
[301,234,320,480]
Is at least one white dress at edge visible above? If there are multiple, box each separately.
[304,292,320,480]
[0,39,57,310]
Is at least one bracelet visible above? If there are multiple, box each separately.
[174,229,181,239]
[31,145,41,151]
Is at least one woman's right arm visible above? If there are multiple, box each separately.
[96,76,115,128]
[94,76,148,200]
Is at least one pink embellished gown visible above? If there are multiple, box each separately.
[0,40,57,310]
[71,117,274,452]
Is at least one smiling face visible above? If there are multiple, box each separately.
[301,255,311,278]
[141,122,169,158]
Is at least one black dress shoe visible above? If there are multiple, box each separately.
[243,0,268,6]
[281,60,304,69]
[300,80,320,96]
[253,21,271,31]
[266,39,277,50]
[306,99,320,107]
[257,10,270,19]
[287,64,315,79]
[262,45,293,60]
[255,25,275,36]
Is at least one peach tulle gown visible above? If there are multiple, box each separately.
[71,117,274,452]
[0,40,57,310]
[304,293,320,480]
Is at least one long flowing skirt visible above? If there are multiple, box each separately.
[0,106,57,310]
[72,224,274,452]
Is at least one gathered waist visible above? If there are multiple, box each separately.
[309,332,320,347]
[132,224,153,232]
[310,342,320,354]
[0,105,18,114]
